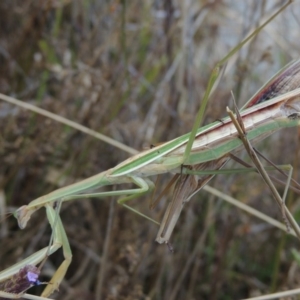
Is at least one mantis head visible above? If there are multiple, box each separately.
[14,205,36,229]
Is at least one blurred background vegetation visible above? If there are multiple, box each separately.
[1,1,300,299]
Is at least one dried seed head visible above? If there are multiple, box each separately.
[0,265,40,299]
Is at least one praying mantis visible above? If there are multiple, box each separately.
[1,1,300,299]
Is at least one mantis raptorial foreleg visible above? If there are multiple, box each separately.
[0,204,72,299]
[14,175,156,230]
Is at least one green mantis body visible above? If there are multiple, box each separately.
[15,72,300,243]
[3,57,300,300]
[1,1,299,299]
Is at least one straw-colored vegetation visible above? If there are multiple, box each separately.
[1,1,300,299]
